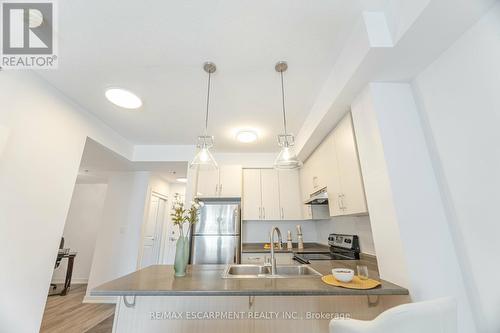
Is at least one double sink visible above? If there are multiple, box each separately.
[222,264,322,279]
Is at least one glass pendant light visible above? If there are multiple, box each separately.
[274,61,302,170]
[190,62,218,170]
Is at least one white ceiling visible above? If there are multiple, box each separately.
[77,139,187,183]
[39,0,385,152]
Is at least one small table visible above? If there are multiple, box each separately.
[50,251,77,296]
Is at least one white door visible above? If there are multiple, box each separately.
[242,169,262,220]
[196,168,219,197]
[219,165,242,197]
[140,194,167,268]
[278,170,303,220]
[261,169,280,220]
[334,113,368,215]
[162,219,180,265]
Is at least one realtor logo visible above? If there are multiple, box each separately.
[1,1,58,69]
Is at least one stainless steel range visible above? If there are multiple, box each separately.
[293,233,360,263]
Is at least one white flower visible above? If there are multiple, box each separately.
[198,201,205,207]
[174,203,182,210]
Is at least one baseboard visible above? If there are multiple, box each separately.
[51,278,88,284]
[83,295,118,304]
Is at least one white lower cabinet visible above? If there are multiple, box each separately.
[241,252,294,265]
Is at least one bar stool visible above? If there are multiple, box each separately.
[330,298,456,333]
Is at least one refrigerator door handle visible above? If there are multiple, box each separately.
[233,208,241,235]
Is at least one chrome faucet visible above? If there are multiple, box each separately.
[269,227,283,275]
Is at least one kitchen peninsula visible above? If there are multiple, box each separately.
[92,262,409,333]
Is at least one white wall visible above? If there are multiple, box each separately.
[0,72,132,333]
[351,82,476,333]
[85,172,150,302]
[242,221,318,243]
[315,216,376,255]
[51,184,107,284]
[412,4,500,332]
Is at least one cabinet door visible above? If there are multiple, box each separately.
[260,169,281,221]
[242,169,262,220]
[299,158,314,202]
[219,165,242,197]
[302,205,313,220]
[278,170,303,220]
[241,253,266,265]
[196,168,219,197]
[334,113,368,215]
[274,253,294,265]
[322,133,343,217]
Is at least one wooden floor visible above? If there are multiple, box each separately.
[40,284,115,333]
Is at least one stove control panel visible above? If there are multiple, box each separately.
[328,234,358,250]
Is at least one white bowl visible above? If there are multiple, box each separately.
[332,268,354,283]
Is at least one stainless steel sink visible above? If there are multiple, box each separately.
[222,264,322,279]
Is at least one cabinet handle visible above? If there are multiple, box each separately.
[215,184,219,195]
[281,207,284,220]
[219,184,223,196]
[339,194,346,210]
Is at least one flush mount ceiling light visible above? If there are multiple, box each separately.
[236,130,258,143]
[190,62,218,170]
[176,178,188,183]
[105,88,142,109]
[273,61,303,170]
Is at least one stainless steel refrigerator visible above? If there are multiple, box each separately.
[190,199,241,264]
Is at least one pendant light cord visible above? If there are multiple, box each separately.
[204,71,212,136]
[280,70,288,135]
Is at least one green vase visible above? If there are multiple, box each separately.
[174,236,188,277]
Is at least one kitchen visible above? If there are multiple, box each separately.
[90,108,409,332]
[2,1,498,333]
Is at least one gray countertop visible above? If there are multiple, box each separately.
[242,242,330,253]
[91,261,408,297]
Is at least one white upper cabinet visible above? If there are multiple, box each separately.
[242,168,303,221]
[333,114,368,215]
[196,165,242,198]
[242,169,262,220]
[278,170,303,220]
[301,137,331,196]
[260,169,281,220]
[299,157,314,202]
[323,133,343,217]
[219,165,243,197]
[300,112,368,217]
[196,168,219,197]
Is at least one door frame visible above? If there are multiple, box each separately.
[137,190,169,269]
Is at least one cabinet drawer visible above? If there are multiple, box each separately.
[241,252,294,265]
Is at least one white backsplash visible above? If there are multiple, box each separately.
[315,215,376,255]
[242,215,376,256]
[242,220,319,243]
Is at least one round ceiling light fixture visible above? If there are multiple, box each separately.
[176,178,188,183]
[236,130,258,143]
[105,88,142,109]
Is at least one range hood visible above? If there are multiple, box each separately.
[304,188,329,205]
